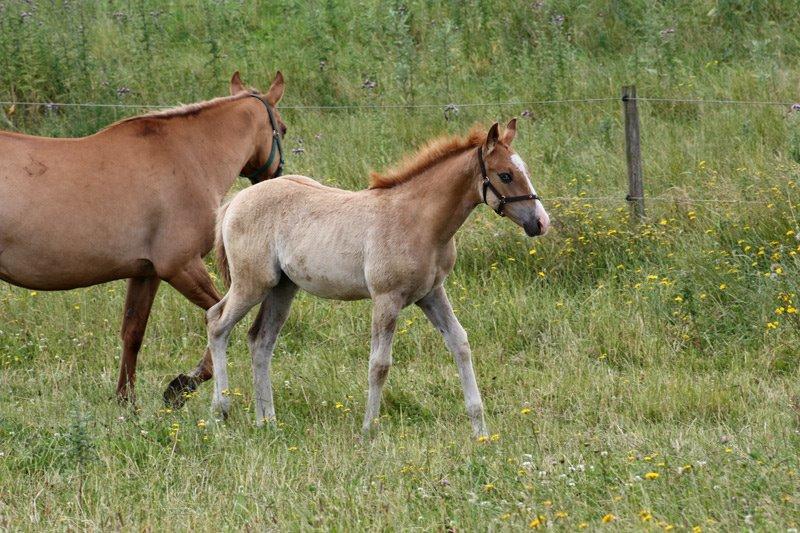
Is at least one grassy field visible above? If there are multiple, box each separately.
[2,0,800,530]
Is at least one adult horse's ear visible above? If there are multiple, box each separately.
[502,118,517,145]
[266,71,285,105]
[230,71,246,95]
[485,122,500,154]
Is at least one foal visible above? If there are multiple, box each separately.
[207,120,550,436]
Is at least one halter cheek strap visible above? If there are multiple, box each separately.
[241,94,285,184]
[477,147,539,217]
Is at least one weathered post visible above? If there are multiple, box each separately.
[622,85,645,221]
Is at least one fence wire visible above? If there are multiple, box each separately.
[1,95,797,111]
[549,195,773,204]
[2,93,797,208]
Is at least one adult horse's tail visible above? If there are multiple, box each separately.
[215,201,232,288]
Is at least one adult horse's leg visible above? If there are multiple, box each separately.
[248,279,298,426]
[117,276,161,403]
[161,257,222,407]
[416,285,488,438]
[362,294,403,435]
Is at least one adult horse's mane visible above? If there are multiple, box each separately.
[108,91,258,129]
[369,125,486,189]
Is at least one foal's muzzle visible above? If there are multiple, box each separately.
[523,217,544,237]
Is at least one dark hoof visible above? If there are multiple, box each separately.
[163,374,199,408]
[115,391,136,407]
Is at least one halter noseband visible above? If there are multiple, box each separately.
[241,94,285,184]
[477,146,539,217]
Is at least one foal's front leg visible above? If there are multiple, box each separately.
[362,294,403,434]
[416,285,488,437]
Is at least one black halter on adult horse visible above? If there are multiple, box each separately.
[0,71,287,405]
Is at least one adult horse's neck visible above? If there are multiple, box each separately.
[388,148,482,245]
[128,97,264,200]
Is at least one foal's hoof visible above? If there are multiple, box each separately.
[212,398,231,420]
[163,374,199,408]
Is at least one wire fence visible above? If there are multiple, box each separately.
[2,93,798,209]
[1,95,798,111]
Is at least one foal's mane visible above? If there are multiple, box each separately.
[369,125,486,189]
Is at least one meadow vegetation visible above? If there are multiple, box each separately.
[1,0,800,529]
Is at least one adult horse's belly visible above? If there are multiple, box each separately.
[0,185,155,290]
[0,236,155,290]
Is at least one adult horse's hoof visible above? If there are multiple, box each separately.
[163,374,199,408]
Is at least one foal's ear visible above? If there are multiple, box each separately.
[230,71,246,95]
[485,122,500,154]
[502,118,517,145]
[266,70,285,105]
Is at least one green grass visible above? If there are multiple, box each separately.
[2,0,800,530]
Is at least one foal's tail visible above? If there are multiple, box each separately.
[215,201,232,288]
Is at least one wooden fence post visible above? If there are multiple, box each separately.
[622,85,645,221]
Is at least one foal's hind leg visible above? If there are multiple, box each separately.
[116,276,161,403]
[362,294,404,435]
[248,278,298,426]
[416,285,487,438]
[207,283,266,418]
[161,257,222,407]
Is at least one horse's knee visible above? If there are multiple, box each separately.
[120,323,146,351]
[369,360,392,384]
[122,331,144,352]
[445,326,470,357]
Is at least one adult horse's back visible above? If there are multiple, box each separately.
[0,71,286,403]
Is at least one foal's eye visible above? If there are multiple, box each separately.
[499,172,513,183]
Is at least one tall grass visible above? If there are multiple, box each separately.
[1,1,800,530]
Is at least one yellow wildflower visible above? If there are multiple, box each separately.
[528,515,545,528]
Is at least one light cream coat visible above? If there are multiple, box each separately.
[208,120,549,436]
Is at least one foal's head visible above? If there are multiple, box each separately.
[230,70,287,183]
[478,120,550,236]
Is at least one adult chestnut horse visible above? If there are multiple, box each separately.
[0,71,286,405]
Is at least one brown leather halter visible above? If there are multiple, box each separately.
[477,146,539,216]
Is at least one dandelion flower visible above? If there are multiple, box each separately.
[528,515,545,528]
[644,471,660,480]
[602,513,615,523]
